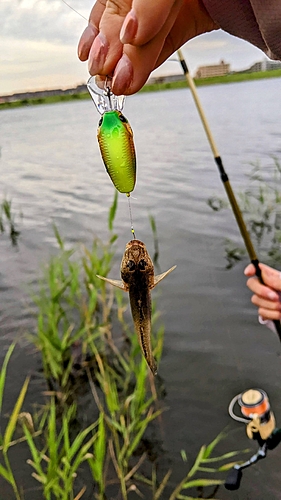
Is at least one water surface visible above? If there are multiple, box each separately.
[1,78,281,499]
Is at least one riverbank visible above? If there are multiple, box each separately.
[1,68,281,110]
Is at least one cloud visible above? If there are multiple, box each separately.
[0,1,269,95]
[191,31,262,68]
[185,30,265,59]
[0,34,89,93]
[187,32,230,51]
[0,0,91,45]
[0,0,93,93]
[151,30,267,81]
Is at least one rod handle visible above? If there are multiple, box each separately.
[251,259,281,341]
[225,468,242,491]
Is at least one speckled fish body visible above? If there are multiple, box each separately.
[97,239,176,375]
[121,240,157,374]
[97,110,136,194]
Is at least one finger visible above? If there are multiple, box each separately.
[154,0,219,67]
[77,0,106,61]
[246,277,280,301]
[112,0,183,94]
[259,263,281,292]
[251,294,281,311]
[120,0,178,45]
[78,24,98,61]
[258,307,281,321]
[88,0,107,27]
[112,0,217,94]
[244,263,256,276]
[88,0,133,76]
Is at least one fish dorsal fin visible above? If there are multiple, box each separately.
[96,275,128,291]
[152,265,176,289]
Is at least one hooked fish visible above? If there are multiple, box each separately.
[98,110,136,194]
[97,239,176,375]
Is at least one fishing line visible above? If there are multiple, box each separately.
[61,0,87,21]
[228,394,250,424]
[177,48,281,342]
[127,194,136,239]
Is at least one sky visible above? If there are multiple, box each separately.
[0,0,270,96]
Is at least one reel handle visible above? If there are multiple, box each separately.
[225,467,242,491]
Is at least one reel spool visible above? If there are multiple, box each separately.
[239,389,275,441]
[225,388,281,491]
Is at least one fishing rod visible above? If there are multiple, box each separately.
[177,48,281,341]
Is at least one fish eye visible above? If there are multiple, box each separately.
[98,117,103,126]
[119,114,128,123]
[138,259,146,270]
[127,260,135,271]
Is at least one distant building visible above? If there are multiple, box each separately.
[248,59,281,72]
[147,74,185,85]
[195,60,231,78]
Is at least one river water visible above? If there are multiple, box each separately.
[1,78,281,499]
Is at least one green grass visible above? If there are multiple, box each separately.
[1,69,281,110]
[208,157,281,268]
[194,68,281,86]
[0,194,247,498]
[138,69,281,92]
[0,93,91,110]
[0,197,21,245]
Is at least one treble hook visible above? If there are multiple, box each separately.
[104,76,112,108]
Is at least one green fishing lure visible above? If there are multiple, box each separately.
[87,76,136,195]
[97,110,136,194]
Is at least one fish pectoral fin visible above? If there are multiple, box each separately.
[96,275,127,291]
[152,265,177,289]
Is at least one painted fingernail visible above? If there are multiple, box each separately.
[120,10,138,44]
[112,54,133,95]
[78,24,98,60]
[88,32,108,75]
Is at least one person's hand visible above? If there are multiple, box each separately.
[244,263,281,321]
[78,0,218,95]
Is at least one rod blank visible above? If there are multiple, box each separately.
[177,48,281,341]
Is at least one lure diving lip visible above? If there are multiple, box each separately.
[87,76,136,195]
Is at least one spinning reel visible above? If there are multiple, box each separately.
[225,388,281,491]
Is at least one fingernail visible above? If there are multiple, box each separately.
[88,32,108,75]
[120,10,138,44]
[244,264,253,275]
[112,54,133,95]
[269,291,278,300]
[78,24,98,60]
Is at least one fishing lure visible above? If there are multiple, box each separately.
[97,239,176,375]
[87,76,136,196]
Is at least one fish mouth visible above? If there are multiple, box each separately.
[125,239,145,249]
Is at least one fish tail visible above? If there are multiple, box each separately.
[147,355,158,376]
[138,330,158,376]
